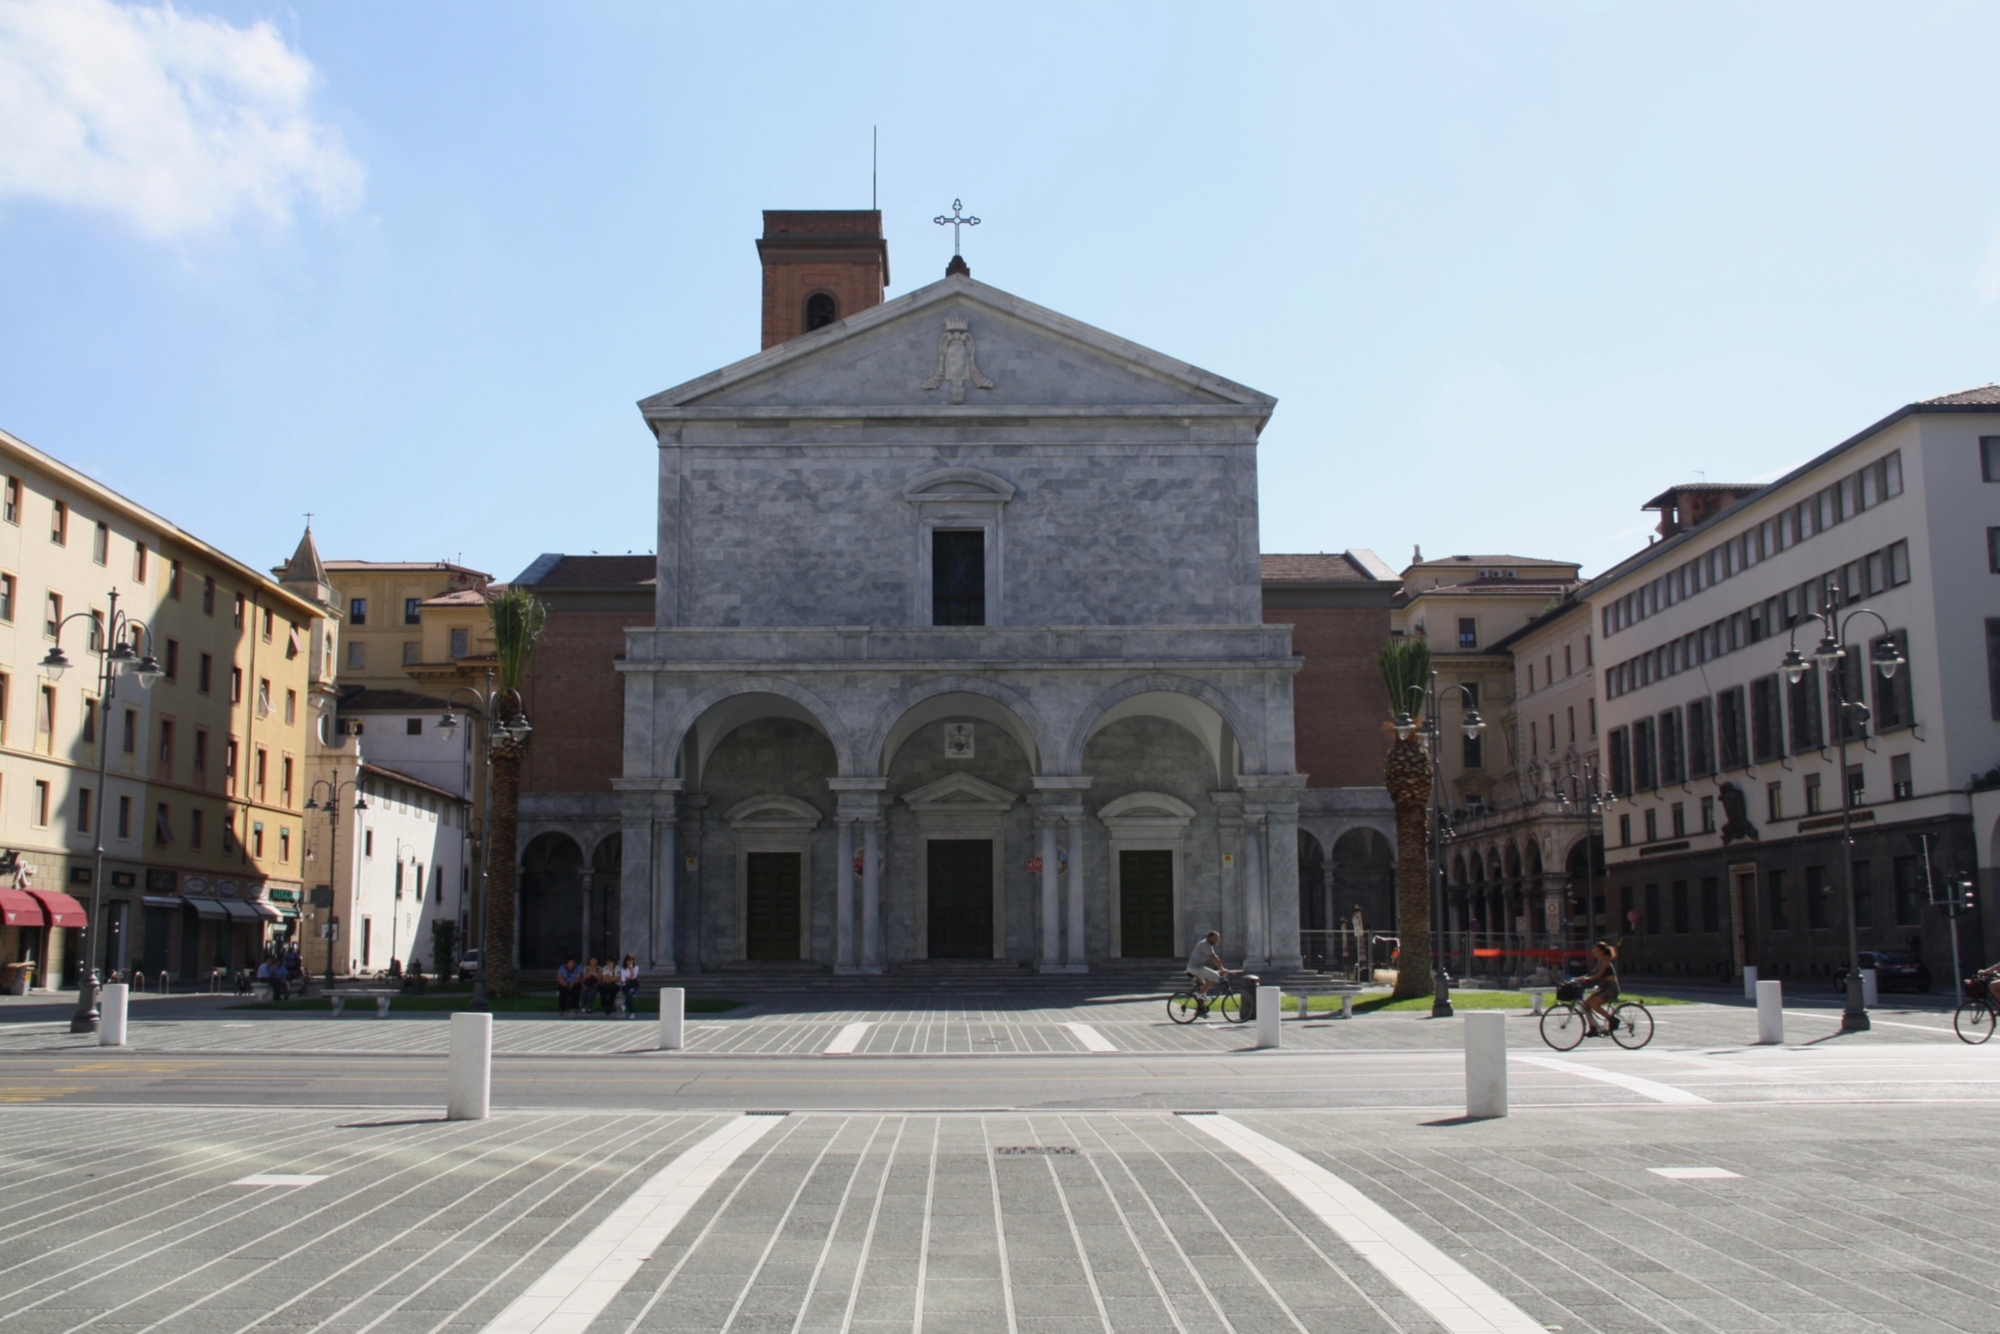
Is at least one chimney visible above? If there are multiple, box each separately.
[756,210,889,349]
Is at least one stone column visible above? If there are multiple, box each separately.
[1065,814,1086,968]
[679,794,708,971]
[615,780,680,973]
[1032,779,1090,972]
[1263,794,1304,970]
[862,815,883,971]
[834,817,855,969]
[1239,811,1267,967]
[1212,792,1244,961]
[654,819,676,972]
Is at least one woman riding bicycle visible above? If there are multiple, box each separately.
[1577,941,1620,1033]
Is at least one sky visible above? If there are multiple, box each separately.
[4,1,2000,584]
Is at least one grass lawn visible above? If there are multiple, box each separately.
[234,991,742,1016]
[1282,990,1691,1014]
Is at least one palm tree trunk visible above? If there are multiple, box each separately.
[1390,796,1434,999]
[485,743,522,996]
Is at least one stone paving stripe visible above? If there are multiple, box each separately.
[1514,1054,1711,1104]
[825,1022,872,1054]
[479,1113,780,1334]
[1191,1114,1547,1334]
[1648,1166,1743,1179]
[1062,1022,1116,1052]
[231,1173,326,1187]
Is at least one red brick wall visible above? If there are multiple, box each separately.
[520,610,629,794]
[1270,603,1391,788]
[762,263,885,348]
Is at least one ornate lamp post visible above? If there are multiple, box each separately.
[1554,763,1616,950]
[435,670,530,1011]
[1778,582,1907,1033]
[1393,673,1486,1018]
[303,777,368,995]
[40,588,164,1033]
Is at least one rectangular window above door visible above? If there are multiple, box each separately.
[932,529,985,626]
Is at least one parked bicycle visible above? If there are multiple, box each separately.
[1539,980,1654,1050]
[1167,971,1254,1024]
[1954,969,2000,1044]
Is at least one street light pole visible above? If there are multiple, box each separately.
[305,776,366,997]
[435,670,528,1012]
[1779,581,1906,1035]
[41,589,164,1033]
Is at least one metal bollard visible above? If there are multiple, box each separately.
[1465,1011,1507,1119]
[376,996,391,1018]
[1742,965,1758,1001]
[447,1011,492,1120]
[329,996,344,1018]
[1756,979,1784,1045]
[659,987,685,1051]
[1861,968,1879,1008]
[100,983,129,1047]
[1255,986,1281,1049]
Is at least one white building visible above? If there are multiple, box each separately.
[1587,385,2000,982]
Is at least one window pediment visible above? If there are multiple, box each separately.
[901,467,1017,506]
[724,794,823,833]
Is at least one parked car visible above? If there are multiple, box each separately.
[457,949,481,982]
[1842,950,1932,994]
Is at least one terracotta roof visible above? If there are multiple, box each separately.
[420,586,502,607]
[514,554,655,589]
[1261,553,1375,584]
[1919,383,2000,406]
[324,560,492,578]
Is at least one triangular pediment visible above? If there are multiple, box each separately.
[901,772,1019,813]
[639,276,1273,423]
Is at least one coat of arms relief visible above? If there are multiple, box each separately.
[920,317,995,404]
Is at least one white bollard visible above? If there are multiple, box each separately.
[658,987,685,1051]
[1255,986,1281,1049]
[1742,965,1758,1000]
[329,995,344,1018]
[447,1011,492,1121]
[376,995,391,1018]
[1861,968,1879,1008]
[1465,1011,1507,1119]
[1341,994,1355,1020]
[1755,979,1784,1045]
[1528,988,1548,1016]
[99,983,129,1047]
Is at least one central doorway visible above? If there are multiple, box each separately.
[745,852,802,961]
[1118,849,1176,958]
[927,839,993,959]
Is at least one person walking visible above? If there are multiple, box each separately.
[556,957,582,1016]
[616,954,641,1017]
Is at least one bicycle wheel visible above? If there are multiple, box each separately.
[1167,992,1201,1025]
[1611,1003,1654,1049]
[1540,1004,1587,1050]
[1218,992,1245,1023]
[1954,1001,1997,1045]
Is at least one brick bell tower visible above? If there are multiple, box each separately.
[756,210,890,349]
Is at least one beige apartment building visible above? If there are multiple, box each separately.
[0,429,323,988]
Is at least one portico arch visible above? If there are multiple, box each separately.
[1068,676,1257,785]
[520,832,585,969]
[667,678,854,783]
[868,679,1054,776]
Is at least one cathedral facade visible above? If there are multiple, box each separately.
[611,214,1308,975]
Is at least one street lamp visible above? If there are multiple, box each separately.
[1778,580,1907,1034]
[42,589,164,1033]
[1404,674,1485,1018]
[304,776,367,996]
[434,670,528,1010]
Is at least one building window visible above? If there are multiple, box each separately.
[44,590,61,638]
[402,641,420,665]
[281,756,293,806]
[1632,717,1656,791]
[257,678,271,715]
[116,794,131,839]
[202,576,215,615]
[1658,708,1684,785]
[450,627,470,658]
[1766,781,1784,821]
[198,653,212,695]
[279,827,291,863]
[191,808,204,849]
[347,640,366,669]
[2,475,16,523]
[1670,802,1685,837]
[50,501,67,545]
[1985,436,2000,482]
[406,717,423,736]
[92,522,108,564]
[133,542,148,582]
[36,684,54,741]
[229,667,242,703]
[1686,697,1713,776]
[254,748,267,799]
[1700,795,1715,833]
[122,707,136,754]
[1803,771,1822,814]
[1844,763,1864,809]
[1643,808,1658,843]
[225,738,238,794]
[1618,813,1631,846]
[1788,669,1824,753]
[169,560,182,599]
[232,594,245,629]
[75,787,92,832]
[261,608,273,642]
[1891,753,1913,799]
[404,597,422,625]
[1767,868,1788,929]
[349,597,367,625]
[931,529,985,626]
[1462,731,1483,768]
[1607,727,1631,796]
[364,829,374,857]
[1587,698,1596,735]
[32,779,49,826]
[0,572,12,622]
[1750,675,1783,763]
[221,813,236,853]
[194,729,208,780]
[157,718,174,772]
[1457,617,1477,649]
[1871,631,1913,731]
[285,689,296,725]
[252,822,264,858]
[155,802,172,845]
[804,291,838,330]
[0,671,9,744]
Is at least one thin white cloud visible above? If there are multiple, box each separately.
[0,0,361,238]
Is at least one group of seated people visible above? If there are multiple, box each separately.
[556,955,642,1016]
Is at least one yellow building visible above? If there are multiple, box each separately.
[0,428,324,988]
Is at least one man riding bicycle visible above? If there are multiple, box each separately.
[1188,931,1232,998]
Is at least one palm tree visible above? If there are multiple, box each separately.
[483,586,545,997]
[1379,637,1434,1000]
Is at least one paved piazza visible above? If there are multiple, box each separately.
[5,992,1999,1333]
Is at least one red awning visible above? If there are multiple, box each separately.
[27,889,88,928]
[0,888,45,928]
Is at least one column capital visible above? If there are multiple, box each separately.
[1027,791,1086,822]
[1032,775,1092,792]
[612,777,685,794]
[827,776,890,793]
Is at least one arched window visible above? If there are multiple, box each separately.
[804,292,838,331]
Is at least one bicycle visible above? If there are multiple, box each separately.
[1167,971,1252,1025]
[1539,981,1654,1050]
[1954,972,1999,1044]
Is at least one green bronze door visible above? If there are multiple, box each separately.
[1119,849,1176,958]
[745,852,801,961]
[927,840,993,959]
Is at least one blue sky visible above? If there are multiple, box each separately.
[4,1,2000,584]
